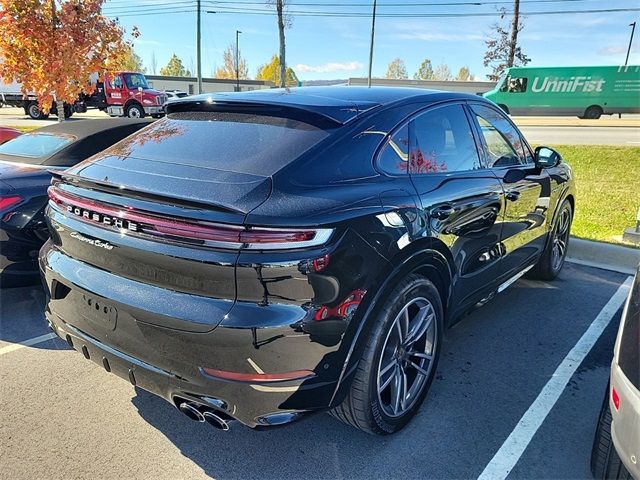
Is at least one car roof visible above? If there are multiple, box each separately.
[33,118,151,139]
[166,86,483,125]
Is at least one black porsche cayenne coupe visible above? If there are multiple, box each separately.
[40,87,575,434]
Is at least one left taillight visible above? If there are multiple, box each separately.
[0,194,23,214]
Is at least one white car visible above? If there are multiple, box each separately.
[591,264,639,479]
[164,90,189,100]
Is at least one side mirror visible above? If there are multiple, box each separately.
[535,146,562,168]
[137,86,143,92]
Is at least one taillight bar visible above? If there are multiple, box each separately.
[48,186,333,250]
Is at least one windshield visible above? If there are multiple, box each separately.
[123,73,150,90]
[0,133,75,162]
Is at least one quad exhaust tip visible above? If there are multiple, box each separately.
[178,401,232,431]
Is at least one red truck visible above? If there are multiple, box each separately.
[1,71,166,119]
[82,71,167,118]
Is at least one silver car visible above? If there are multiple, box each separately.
[591,265,640,479]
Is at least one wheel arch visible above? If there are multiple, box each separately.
[329,239,455,407]
[123,99,144,110]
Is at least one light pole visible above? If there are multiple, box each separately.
[236,30,242,92]
[367,0,377,88]
[196,0,202,94]
[625,22,636,66]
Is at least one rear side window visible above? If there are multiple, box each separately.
[101,112,330,176]
[377,124,409,175]
[0,133,74,162]
[409,104,481,174]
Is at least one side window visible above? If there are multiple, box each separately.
[409,104,481,174]
[471,104,527,167]
[499,75,528,93]
[377,124,409,175]
[109,75,123,89]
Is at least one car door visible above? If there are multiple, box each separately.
[468,102,551,277]
[407,102,506,314]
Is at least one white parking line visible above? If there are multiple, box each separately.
[478,276,633,480]
[0,332,58,356]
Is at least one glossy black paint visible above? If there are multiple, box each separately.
[40,87,576,428]
[0,119,151,287]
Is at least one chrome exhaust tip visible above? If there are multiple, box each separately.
[179,402,205,422]
[203,411,231,431]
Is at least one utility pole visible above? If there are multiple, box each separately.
[197,0,202,94]
[367,0,377,88]
[236,30,242,92]
[626,22,636,66]
[507,0,520,68]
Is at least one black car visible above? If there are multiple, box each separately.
[0,119,151,287]
[40,87,575,434]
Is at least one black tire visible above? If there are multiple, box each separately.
[529,199,573,281]
[498,104,510,115]
[583,105,603,120]
[591,387,632,479]
[26,102,48,120]
[63,105,73,118]
[125,103,145,118]
[330,274,443,435]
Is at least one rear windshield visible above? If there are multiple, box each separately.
[100,112,331,176]
[0,133,74,162]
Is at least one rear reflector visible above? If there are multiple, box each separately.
[612,386,620,411]
[200,367,316,383]
[48,186,333,250]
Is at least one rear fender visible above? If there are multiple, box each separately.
[329,243,453,407]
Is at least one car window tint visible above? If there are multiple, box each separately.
[471,104,526,167]
[97,112,331,177]
[0,133,74,162]
[409,104,481,174]
[377,124,409,175]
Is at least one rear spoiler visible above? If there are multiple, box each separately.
[165,94,380,127]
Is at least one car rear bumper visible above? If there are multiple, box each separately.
[0,227,42,287]
[40,241,348,428]
[610,361,640,478]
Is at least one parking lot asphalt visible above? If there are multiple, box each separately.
[0,262,631,480]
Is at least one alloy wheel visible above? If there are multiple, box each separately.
[376,297,437,418]
[551,207,571,271]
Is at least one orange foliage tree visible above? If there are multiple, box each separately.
[0,0,138,121]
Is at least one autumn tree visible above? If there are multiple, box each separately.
[0,0,136,122]
[160,54,191,77]
[483,1,530,81]
[413,59,434,80]
[266,0,290,88]
[256,55,298,87]
[121,46,145,73]
[214,43,249,80]
[385,58,408,80]
[433,64,452,81]
[456,66,473,81]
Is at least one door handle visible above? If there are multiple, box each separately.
[506,190,521,202]
[430,205,455,220]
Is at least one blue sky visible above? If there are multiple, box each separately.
[103,0,640,81]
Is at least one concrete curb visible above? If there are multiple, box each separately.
[567,237,640,275]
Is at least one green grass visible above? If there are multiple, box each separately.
[8,125,40,133]
[553,145,640,247]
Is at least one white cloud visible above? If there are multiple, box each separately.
[294,61,364,73]
[598,44,639,56]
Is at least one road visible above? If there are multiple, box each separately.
[518,125,640,146]
[1,106,639,145]
[0,262,631,479]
